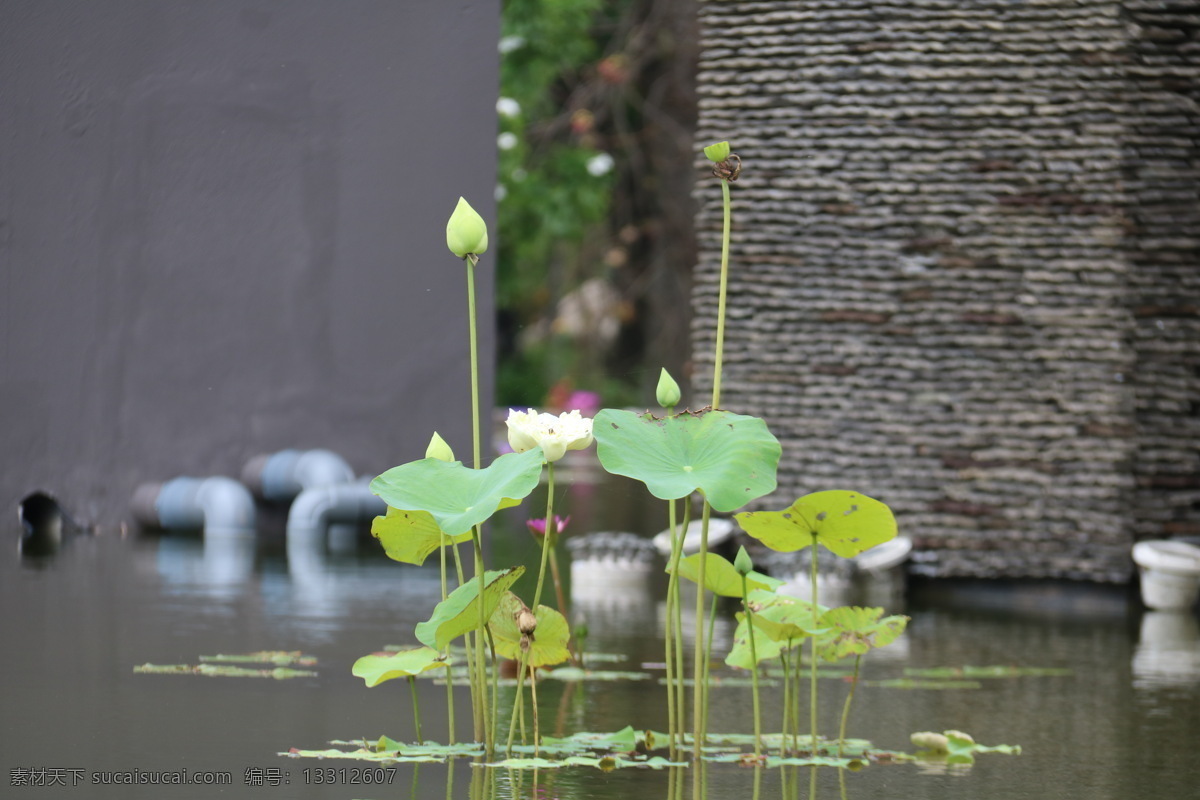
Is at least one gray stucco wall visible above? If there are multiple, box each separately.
[1,2,500,525]
[692,0,1200,581]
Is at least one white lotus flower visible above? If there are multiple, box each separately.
[506,408,594,463]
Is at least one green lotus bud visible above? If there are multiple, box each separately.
[703,141,731,163]
[425,431,455,462]
[445,197,489,259]
[734,545,753,577]
[656,368,681,409]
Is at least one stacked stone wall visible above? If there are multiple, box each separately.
[692,0,1200,581]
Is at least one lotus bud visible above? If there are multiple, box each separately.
[703,141,731,163]
[445,197,489,259]
[734,545,753,577]
[655,367,681,409]
[425,431,455,462]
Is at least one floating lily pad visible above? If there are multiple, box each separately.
[371,507,473,566]
[283,740,483,764]
[904,665,1072,679]
[867,679,982,690]
[542,666,650,682]
[198,651,317,666]
[135,663,316,680]
[415,567,525,650]
[669,552,781,597]
[737,490,896,558]
[370,449,545,535]
[592,408,780,512]
[911,730,1021,764]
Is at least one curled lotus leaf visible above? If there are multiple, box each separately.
[352,646,448,688]
[371,507,473,566]
[415,567,525,650]
[370,449,544,536]
[668,552,781,598]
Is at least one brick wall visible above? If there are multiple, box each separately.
[692,1,1200,581]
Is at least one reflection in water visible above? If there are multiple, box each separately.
[1133,611,1200,688]
[154,534,256,597]
[7,515,1200,800]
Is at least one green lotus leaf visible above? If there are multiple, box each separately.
[725,612,786,669]
[744,588,828,643]
[592,408,780,512]
[668,552,782,597]
[371,507,474,566]
[415,567,525,650]
[815,606,909,662]
[736,490,896,557]
[489,592,571,668]
[351,646,448,688]
[370,449,545,535]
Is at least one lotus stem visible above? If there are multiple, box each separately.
[712,177,732,409]
[703,590,718,740]
[408,675,423,743]
[505,650,530,757]
[741,575,763,759]
[532,463,555,610]
[779,647,791,758]
[809,532,819,752]
[530,663,542,757]
[838,654,862,758]
[664,499,680,758]
[692,502,712,777]
[673,502,691,741]
[439,539,455,744]
[466,257,490,749]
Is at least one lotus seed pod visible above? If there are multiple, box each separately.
[445,197,489,259]
[517,607,538,636]
[655,367,681,409]
[734,545,753,576]
[703,141,731,162]
[425,431,455,462]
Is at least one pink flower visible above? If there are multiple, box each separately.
[526,516,570,539]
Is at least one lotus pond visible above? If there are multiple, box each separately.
[4,473,1199,800]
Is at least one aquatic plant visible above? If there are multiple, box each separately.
[337,144,1021,785]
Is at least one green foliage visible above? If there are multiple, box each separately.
[911,730,1022,764]
[743,588,829,643]
[415,568,525,650]
[371,507,473,566]
[725,613,786,669]
[736,490,897,557]
[669,552,780,598]
[592,408,781,512]
[370,449,544,536]
[489,592,572,668]
[816,607,909,662]
[352,647,448,688]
